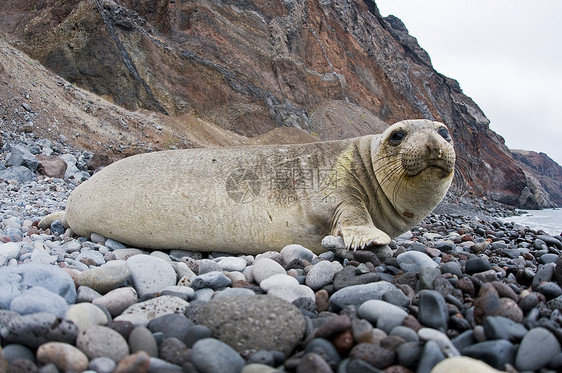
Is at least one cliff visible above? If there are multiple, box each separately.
[0,0,559,208]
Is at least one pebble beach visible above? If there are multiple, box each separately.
[1,131,562,373]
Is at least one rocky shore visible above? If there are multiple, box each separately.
[1,133,562,373]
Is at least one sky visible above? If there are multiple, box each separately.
[376,0,562,166]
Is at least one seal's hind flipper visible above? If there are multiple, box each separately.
[38,211,68,230]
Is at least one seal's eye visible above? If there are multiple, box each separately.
[389,130,406,145]
[438,127,451,141]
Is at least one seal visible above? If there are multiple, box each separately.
[41,119,455,254]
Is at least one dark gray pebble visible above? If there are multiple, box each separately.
[515,327,562,371]
[382,288,410,308]
[197,295,305,355]
[192,271,232,290]
[465,258,491,275]
[440,261,462,277]
[147,313,194,341]
[397,341,424,368]
[0,344,36,363]
[344,358,382,373]
[159,337,191,366]
[536,281,562,298]
[451,330,475,352]
[0,311,79,348]
[483,316,527,341]
[416,340,445,372]
[462,339,516,370]
[349,343,394,369]
[184,324,212,348]
[532,263,555,289]
[128,326,158,357]
[537,235,562,249]
[332,266,379,291]
[297,352,332,373]
[417,290,448,331]
[304,338,341,369]
[247,350,275,366]
[191,338,245,373]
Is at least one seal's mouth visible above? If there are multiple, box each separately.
[409,161,454,178]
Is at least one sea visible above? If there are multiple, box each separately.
[503,208,562,236]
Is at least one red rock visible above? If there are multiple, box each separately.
[384,366,415,373]
[315,315,351,339]
[113,351,150,373]
[332,330,354,353]
[401,315,422,332]
[36,155,67,179]
[315,289,330,313]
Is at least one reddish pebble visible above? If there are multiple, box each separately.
[315,290,330,313]
[113,351,151,373]
[332,330,354,353]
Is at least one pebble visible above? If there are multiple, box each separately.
[396,251,438,273]
[0,263,76,308]
[280,244,315,264]
[77,261,131,294]
[297,352,333,372]
[192,271,232,289]
[417,290,449,331]
[92,287,139,316]
[114,295,190,326]
[267,284,315,303]
[89,357,117,373]
[197,295,305,355]
[515,327,561,371]
[36,342,89,372]
[9,286,69,317]
[462,339,516,370]
[0,242,21,265]
[126,254,177,299]
[159,337,191,365]
[330,281,397,311]
[259,273,299,292]
[76,325,130,362]
[357,299,407,333]
[216,256,247,271]
[191,338,246,373]
[128,326,158,357]
[66,302,109,330]
[147,313,193,341]
[483,316,527,341]
[305,260,337,290]
[465,257,491,274]
[0,311,79,348]
[252,258,286,284]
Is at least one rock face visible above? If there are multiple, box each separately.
[511,150,562,208]
[0,0,559,207]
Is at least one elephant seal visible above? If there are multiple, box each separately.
[42,119,455,254]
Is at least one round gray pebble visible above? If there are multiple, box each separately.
[191,338,245,373]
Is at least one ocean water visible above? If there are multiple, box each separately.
[504,208,562,236]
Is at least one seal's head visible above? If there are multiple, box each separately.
[372,119,455,223]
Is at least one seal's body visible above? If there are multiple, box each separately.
[58,119,455,254]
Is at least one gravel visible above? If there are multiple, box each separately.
[1,131,562,372]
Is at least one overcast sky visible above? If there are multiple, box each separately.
[376,0,562,166]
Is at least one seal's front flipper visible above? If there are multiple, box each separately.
[330,201,391,251]
[38,211,68,230]
[339,225,391,250]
